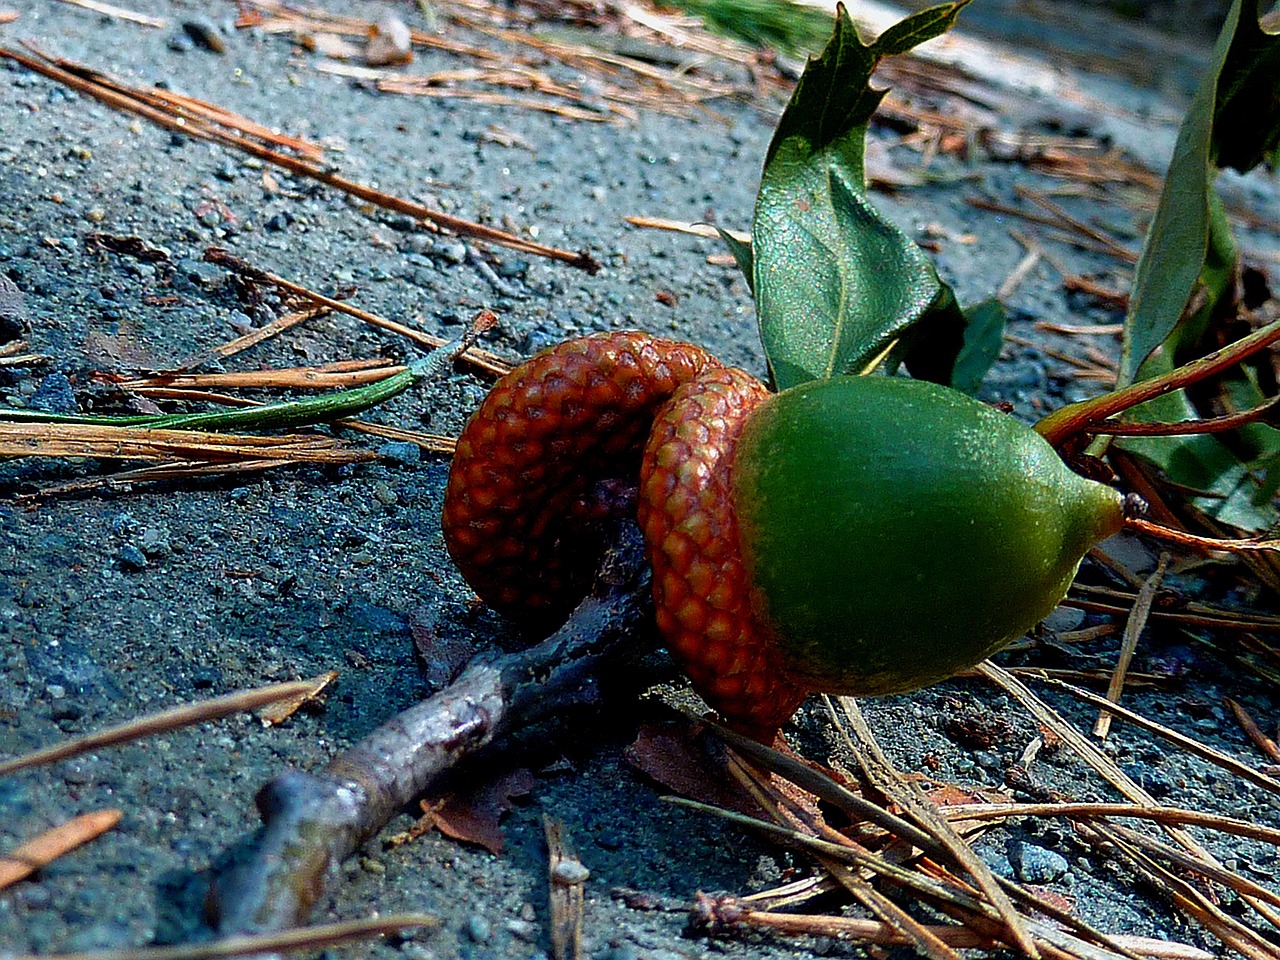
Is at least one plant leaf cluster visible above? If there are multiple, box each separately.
[729,0,1005,393]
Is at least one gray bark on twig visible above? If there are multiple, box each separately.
[207,522,654,943]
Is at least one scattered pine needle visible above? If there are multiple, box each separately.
[0,810,123,890]
[0,45,598,273]
[56,0,166,28]
[1225,697,1280,764]
[0,422,374,464]
[1094,554,1167,739]
[2,915,438,960]
[0,676,338,776]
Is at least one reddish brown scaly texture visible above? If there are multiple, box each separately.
[637,368,808,736]
[443,331,720,628]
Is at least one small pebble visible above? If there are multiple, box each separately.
[505,919,538,942]
[182,17,226,53]
[1007,840,1069,884]
[430,239,467,265]
[464,914,491,944]
[118,544,149,571]
[378,441,420,466]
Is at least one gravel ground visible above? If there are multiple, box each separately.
[2,3,1280,959]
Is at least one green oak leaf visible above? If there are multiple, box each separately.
[751,1,971,389]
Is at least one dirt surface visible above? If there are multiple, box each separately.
[3,3,1280,959]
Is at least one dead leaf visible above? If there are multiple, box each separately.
[419,767,535,855]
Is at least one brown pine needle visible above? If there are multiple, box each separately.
[56,0,165,28]
[624,216,750,244]
[0,45,597,273]
[0,810,123,890]
[203,248,512,376]
[0,677,335,776]
[1095,555,1167,739]
[0,423,374,464]
[711,904,1214,960]
[16,458,298,501]
[117,359,407,392]
[334,419,456,454]
[1225,697,1280,764]
[1041,677,1280,795]
[168,305,331,374]
[829,697,1042,960]
[256,672,339,727]
[940,801,1280,847]
[2,914,438,960]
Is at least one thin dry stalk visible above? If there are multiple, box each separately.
[997,241,1043,301]
[1094,555,1167,738]
[980,664,1280,935]
[0,810,123,889]
[168,306,331,374]
[0,45,598,273]
[544,816,586,960]
[56,0,165,27]
[16,458,293,501]
[712,904,1214,960]
[203,248,512,377]
[1225,698,1280,763]
[0,677,334,776]
[1045,678,1280,794]
[117,360,406,393]
[0,422,373,464]
[828,697,1041,960]
[724,752,964,960]
[3,915,438,960]
[623,216,750,244]
[940,800,1280,846]
[332,419,455,453]
[1015,187,1137,263]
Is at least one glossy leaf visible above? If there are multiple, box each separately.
[1214,0,1280,172]
[1118,0,1240,386]
[753,1,971,389]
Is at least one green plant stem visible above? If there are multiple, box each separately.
[0,339,465,433]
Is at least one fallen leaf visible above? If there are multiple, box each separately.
[419,767,535,855]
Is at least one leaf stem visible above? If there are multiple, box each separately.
[1035,313,1280,447]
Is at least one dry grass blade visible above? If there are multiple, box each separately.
[1065,582,1280,632]
[2,915,438,960]
[0,677,336,776]
[829,697,1041,960]
[0,810,123,889]
[624,216,751,244]
[0,422,374,464]
[1041,677,1280,795]
[257,672,339,726]
[1095,555,1167,739]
